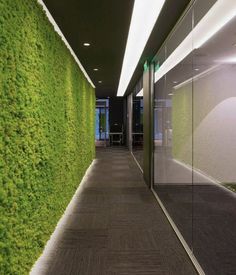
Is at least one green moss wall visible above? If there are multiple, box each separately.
[172,86,192,166]
[0,0,95,273]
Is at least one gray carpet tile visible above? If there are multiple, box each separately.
[155,184,236,275]
[39,147,197,275]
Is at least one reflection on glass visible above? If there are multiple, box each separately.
[153,1,236,274]
[95,99,109,143]
[192,11,236,275]
[154,54,194,248]
[132,91,143,169]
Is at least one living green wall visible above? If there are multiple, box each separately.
[172,86,192,166]
[0,0,95,274]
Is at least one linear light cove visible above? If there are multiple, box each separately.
[117,0,165,97]
[155,0,236,83]
[137,88,143,97]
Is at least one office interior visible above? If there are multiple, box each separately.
[2,0,236,274]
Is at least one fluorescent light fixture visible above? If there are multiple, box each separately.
[155,0,236,83]
[136,88,143,97]
[216,57,236,63]
[225,58,236,63]
[117,0,165,96]
[155,31,193,83]
[168,93,173,96]
[37,0,95,88]
[98,80,102,83]
[193,0,236,49]
[83,43,90,46]
[93,68,98,71]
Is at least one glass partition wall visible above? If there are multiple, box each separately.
[153,0,236,274]
[131,78,144,169]
[95,99,109,146]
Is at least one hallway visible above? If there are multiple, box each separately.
[34,148,197,275]
[2,1,236,273]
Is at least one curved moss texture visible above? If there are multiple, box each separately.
[0,0,95,273]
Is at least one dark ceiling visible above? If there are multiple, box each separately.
[43,0,191,98]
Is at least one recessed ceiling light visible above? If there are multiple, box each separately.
[173,81,178,84]
[98,81,102,83]
[93,68,98,71]
[83,43,90,47]
[37,1,95,88]
[194,68,200,71]
[168,93,173,96]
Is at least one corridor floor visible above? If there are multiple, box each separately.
[33,148,197,275]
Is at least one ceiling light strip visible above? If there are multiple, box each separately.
[117,0,166,97]
[173,65,221,90]
[155,0,236,83]
[136,88,143,97]
[37,0,95,88]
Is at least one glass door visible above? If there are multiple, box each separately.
[95,99,109,146]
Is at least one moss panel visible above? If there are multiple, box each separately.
[172,84,192,166]
[0,0,95,273]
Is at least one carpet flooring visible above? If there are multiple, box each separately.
[33,147,197,275]
[155,184,236,275]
